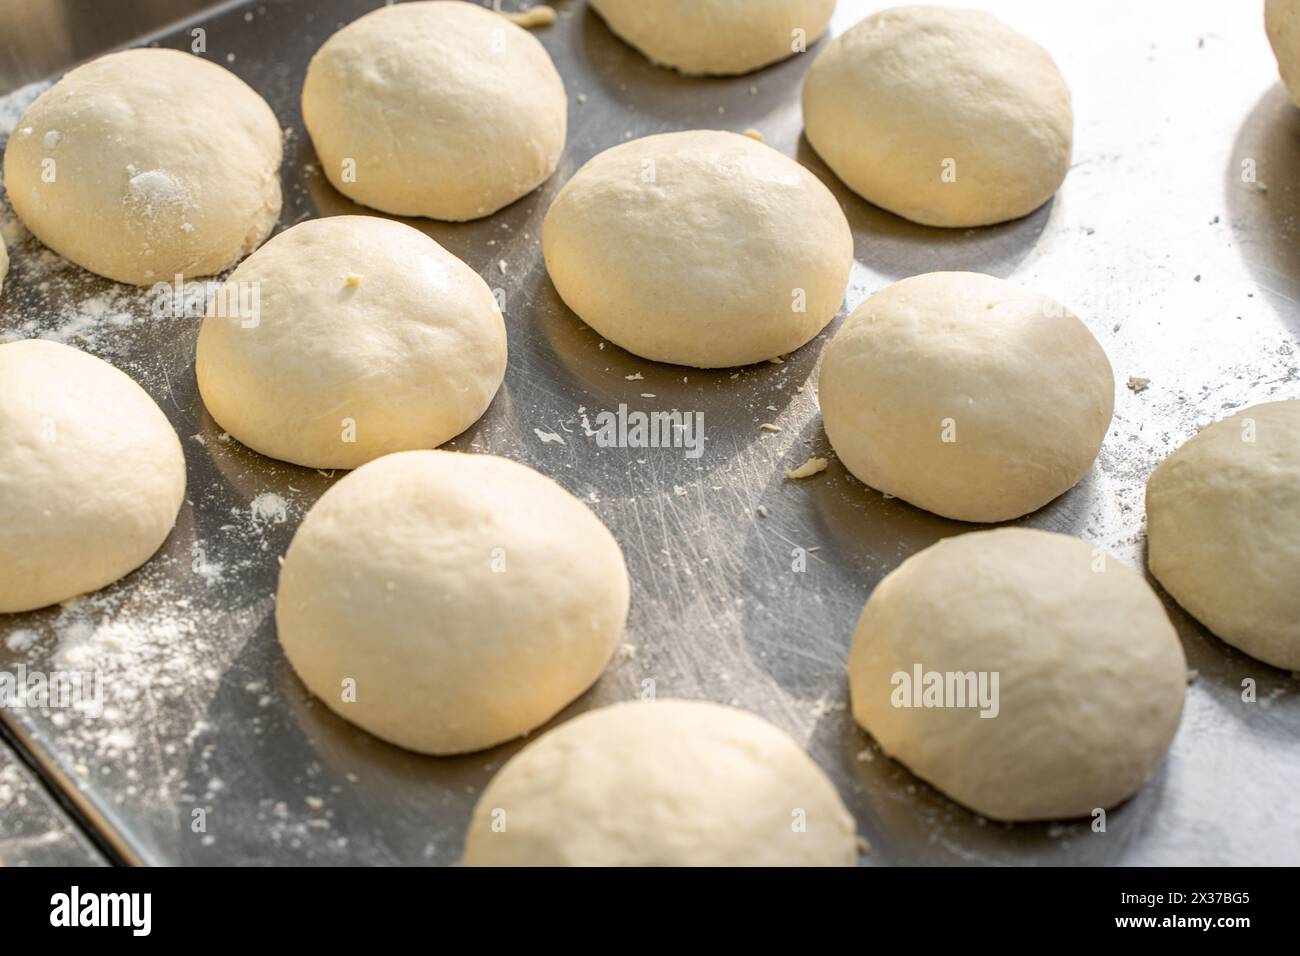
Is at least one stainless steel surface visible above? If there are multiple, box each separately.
[0,0,229,90]
[0,0,1297,865]
[0,740,107,866]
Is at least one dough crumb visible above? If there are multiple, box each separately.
[577,93,588,104]
[785,457,829,479]
[533,427,566,445]
[768,355,784,364]
[619,643,637,660]
[625,372,644,381]
[343,272,362,286]
[759,422,781,433]
[742,128,765,143]
[501,5,556,28]
[855,747,875,763]
[1186,669,1199,684]
[756,505,769,518]
[1126,376,1150,392]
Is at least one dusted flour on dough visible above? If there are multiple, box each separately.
[3,49,282,285]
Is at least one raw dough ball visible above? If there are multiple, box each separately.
[589,0,836,76]
[802,6,1072,227]
[2,49,282,285]
[818,272,1114,523]
[543,130,852,367]
[196,216,506,470]
[1146,401,1300,670]
[1268,0,1300,107]
[463,699,858,866]
[302,1,566,221]
[275,450,629,755]
[849,528,1186,822]
[0,340,186,613]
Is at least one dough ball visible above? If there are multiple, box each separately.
[1268,0,1300,107]
[818,272,1114,523]
[849,528,1186,822]
[463,699,858,866]
[2,49,282,285]
[302,1,566,221]
[802,6,1072,228]
[275,450,629,755]
[1146,401,1300,670]
[589,0,836,76]
[0,340,186,613]
[196,216,506,470]
[543,130,852,368]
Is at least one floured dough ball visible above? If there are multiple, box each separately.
[1146,401,1300,670]
[276,450,629,755]
[0,340,186,613]
[302,1,566,221]
[802,6,1072,227]
[819,272,1114,523]
[849,529,1186,822]
[2,49,282,285]
[463,699,858,866]
[196,216,506,470]
[589,0,836,76]
[1267,0,1300,107]
[543,130,852,367]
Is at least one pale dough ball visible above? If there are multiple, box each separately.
[818,272,1114,523]
[849,528,1186,822]
[275,450,630,755]
[1268,0,1300,107]
[2,49,282,285]
[543,130,852,368]
[195,216,506,470]
[0,340,186,613]
[1146,401,1300,670]
[589,0,836,76]
[463,699,858,866]
[302,1,566,221]
[802,6,1072,228]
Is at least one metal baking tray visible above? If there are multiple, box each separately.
[0,0,1297,866]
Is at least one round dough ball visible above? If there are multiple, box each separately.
[195,216,506,470]
[1146,401,1300,670]
[849,528,1186,822]
[819,272,1114,523]
[2,49,282,285]
[543,130,852,368]
[1268,0,1300,107]
[802,6,1072,228]
[463,699,858,866]
[302,1,566,221]
[0,340,186,613]
[589,0,836,76]
[275,450,629,755]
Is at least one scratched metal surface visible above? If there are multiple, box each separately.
[0,742,106,866]
[0,0,1297,866]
